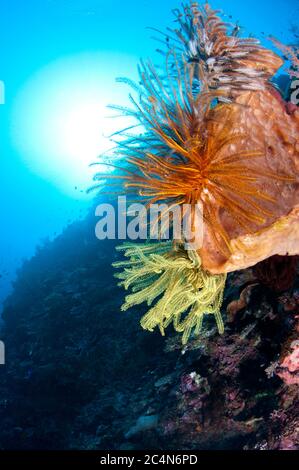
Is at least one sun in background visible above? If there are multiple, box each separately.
[11,52,137,198]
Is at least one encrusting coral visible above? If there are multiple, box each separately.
[113,242,226,344]
[94,2,299,343]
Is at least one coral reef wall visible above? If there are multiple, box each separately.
[0,207,297,450]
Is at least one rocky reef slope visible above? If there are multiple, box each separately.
[0,209,297,450]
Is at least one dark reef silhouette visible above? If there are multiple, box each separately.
[0,203,298,450]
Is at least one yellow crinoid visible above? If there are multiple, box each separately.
[113,242,226,344]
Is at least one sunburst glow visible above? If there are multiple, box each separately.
[11,52,137,197]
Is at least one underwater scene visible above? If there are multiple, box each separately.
[0,0,299,458]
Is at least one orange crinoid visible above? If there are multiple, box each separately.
[120,73,296,256]
[97,2,299,273]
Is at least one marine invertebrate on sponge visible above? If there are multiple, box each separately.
[100,2,299,343]
[108,61,296,259]
[113,242,226,344]
[157,3,283,101]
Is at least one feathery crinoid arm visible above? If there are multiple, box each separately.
[158,2,283,101]
[269,37,299,79]
[113,242,227,344]
[92,4,296,259]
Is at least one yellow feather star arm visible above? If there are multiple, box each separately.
[113,242,227,344]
